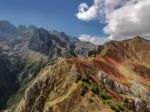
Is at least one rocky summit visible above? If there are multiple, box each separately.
[0,21,150,112]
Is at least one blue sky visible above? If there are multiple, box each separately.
[0,0,105,37]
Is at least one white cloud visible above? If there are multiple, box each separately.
[104,0,150,40]
[76,0,150,40]
[79,34,108,45]
[76,3,97,21]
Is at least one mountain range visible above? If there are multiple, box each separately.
[0,21,149,112]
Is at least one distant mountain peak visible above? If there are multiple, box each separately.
[132,35,145,40]
[0,20,18,33]
[0,20,11,24]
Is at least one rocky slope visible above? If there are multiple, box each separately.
[28,28,97,59]
[0,21,97,110]
[0,21,18,40]
[15,37,150,112]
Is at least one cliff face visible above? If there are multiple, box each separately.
[0,48,20,109]
[28,28,97,59]
[15,37,150,112]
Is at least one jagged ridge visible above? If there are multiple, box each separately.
[15,36,150,112]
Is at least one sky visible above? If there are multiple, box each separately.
[77,0,150,44]
[0,0,106,38]
[0,0,150,45]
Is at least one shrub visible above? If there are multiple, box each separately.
[106,99,126,112]
[83,82,90,90]
[81,76,90,84]
[100,91,112,100]
[91,85,100,95]
[75,74,81,83]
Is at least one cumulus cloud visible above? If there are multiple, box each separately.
[76,3,97,21]
[105,0,150,39]
[76,0,150,40]
[79,34,108,45]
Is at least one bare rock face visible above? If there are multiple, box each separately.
[28,28,67,56]
[97,72,130,94]
[134,98,148,112]
[28,28,97,59]
[0,20,19,41]
[18,74,57,112]
[97,72,149,112]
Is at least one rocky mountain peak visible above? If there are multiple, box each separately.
[0,20,17,33]
[0,20,19,41]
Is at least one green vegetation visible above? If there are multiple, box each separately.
[91,84,112,100]
[75,73,90,84]
[105,99,126,112]
[25,60,45,75]
[79,75,127,112]
[83,82,91,90]
[18,60,45,83]
[80,81,91,96]
[6,60,46,110]
[6,80,32,110]
[90,84,126,111]
[91,85,100,95]
[100,91,112,100]
[81,76,90,83]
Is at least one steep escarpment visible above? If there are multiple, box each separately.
[0,40,47,110]
[0,48,22,109]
